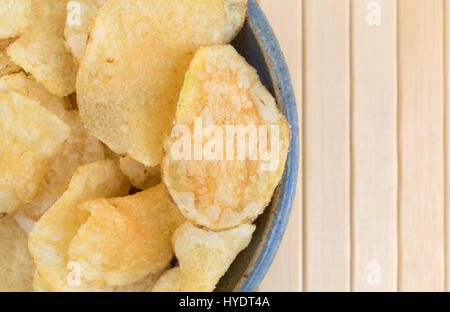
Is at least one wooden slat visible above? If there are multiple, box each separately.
[398,0,445,292]
[303,0,351,291]
[258,0,302,292]
[351,0,398,291]
[445,0,450,292]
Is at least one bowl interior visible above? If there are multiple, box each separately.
[215,0,299,292]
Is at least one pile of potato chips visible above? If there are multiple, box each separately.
[0,0,290,292]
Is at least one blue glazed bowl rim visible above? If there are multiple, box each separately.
[236,0,300,292]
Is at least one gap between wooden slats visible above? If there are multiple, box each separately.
[445,0,450,292]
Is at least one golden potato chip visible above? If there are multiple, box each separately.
[14,214,35,234]
[162,45,290,231]
[0,73,105,220]
[64,0,105,65]
[0,90,70,214]
[0,52,20,76]
[62,272,162,292]
[0,0,31,40]
[77,0,226,167]
[0,38,20,76]
[224,0,247,43]
[29,159,130,291]
[120,156,161,190]
[0,38,12,50]
[149,267,182,292]
[67,92,77,109]
[17,114,106,220]
[35,269,161,292]
[68,184,185,287]
[103,144,120,160]
[0,216,34,292]
[7,0,77,96]
[152,222,255,292]
[0,72,69,118]
[0,44,20,76]
[68,0,243,66]
[33,271,51,292]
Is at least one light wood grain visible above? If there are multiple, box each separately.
[445,0,450,292]
[258,0,302,292]
[398,0,445,292]
[351,0,398,291]
[257,0,450,292]
[303,0,351,292]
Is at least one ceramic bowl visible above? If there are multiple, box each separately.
[216,0,299,292]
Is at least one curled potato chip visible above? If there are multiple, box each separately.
[120,156,161,190]
[0,216,34,292]
[29,160,130,291]
[0,90,70,214]
[69,0,244,67]
[0,0,31,40]
[18,114,105,220]
[77,0,225,167]
[64,0,105,65]
[7,0,77,96]
[152,222,255,292]
[67,184,184,287]
[224,0,247,43]
[0,73,105,220]
[162,45,290,231]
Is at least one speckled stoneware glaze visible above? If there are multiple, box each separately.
[215,0,299,292]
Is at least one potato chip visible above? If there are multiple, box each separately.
[77,0,226,167]
[0,0,31,40]
[17,114,106,220]
[7,0,77,96]
[14,214,35,234]
[0,73,105,220]
[120,156,161,190]
[62,272,162,292]
[224,0,247,43]
[0,41,20,77]
[103,144,120,160]
[0,90,70,214]
[33,271,51,292]
[0,38,20,76]
[149,267,182,292]
[0,216,34,292]
[34,269,161,292]
[152,222,255,292]
[67,0,244,65]
[0,72,69,118]
[29,159,130,291]
[68,184,185,286]
[0,38,12,50]
[0,51,20,76]
[162,45,290,231]
[64,0,105,65]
